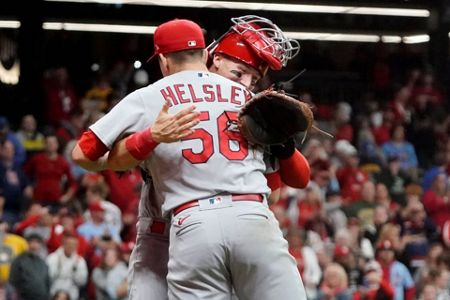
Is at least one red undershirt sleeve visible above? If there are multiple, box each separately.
[78,130,109,161]
[279,150,310,188]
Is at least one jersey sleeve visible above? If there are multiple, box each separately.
[89,89,150,148]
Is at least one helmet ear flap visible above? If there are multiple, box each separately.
[239,30,282,71]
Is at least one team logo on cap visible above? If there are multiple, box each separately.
[188,40,197,47]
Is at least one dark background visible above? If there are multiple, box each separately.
[0,0,449,126]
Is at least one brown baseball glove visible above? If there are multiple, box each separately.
[238,89,314,146]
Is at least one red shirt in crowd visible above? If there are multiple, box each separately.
[422,189,450,231]
[336,166,369,205]
[23,152,77,203]
[101,168,142,213]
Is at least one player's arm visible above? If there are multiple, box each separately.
[72,130,110,172]
[72,89,149,172]
[272,138,310,188]
[107,103,200,171]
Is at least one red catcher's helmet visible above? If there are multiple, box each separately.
[208,15,300,76]
[213,32,270,76]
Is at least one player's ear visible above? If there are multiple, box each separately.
[158,54,170,75]
[201,49,208,65]
[211,53,222,71]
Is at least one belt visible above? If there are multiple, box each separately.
[173,194,263,216]
[149,220,166,234]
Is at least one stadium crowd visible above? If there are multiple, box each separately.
[0,40,449,300]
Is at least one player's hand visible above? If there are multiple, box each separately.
[151,102,200,143]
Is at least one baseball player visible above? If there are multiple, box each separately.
[102,19,307,300]
[72,16,309,300]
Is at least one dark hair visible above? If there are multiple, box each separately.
[51,290,71,300]
[165,49,204,64]
[25,233,44,244]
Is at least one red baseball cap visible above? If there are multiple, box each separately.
[334,245,350,258]
[377,239,394,251]
[147,19,206,62]
[89,201,105,213]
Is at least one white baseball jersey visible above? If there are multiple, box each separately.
[140,71,271,215]
[91,70,271,216]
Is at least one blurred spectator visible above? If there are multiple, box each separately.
[297,184,323,228]
[310,159,340,200]
[0,281,17,300]
[81,173,123,233]
[332,102,354,142]
[46,231,88,300]
[81,74,112,117]
[377,224,403,253]
[421,158,446,191]
[426,268,450,300]
[23,133,77,212]
[344,181,377,227]
[271,203,291,236]
[418,284,437,300]
[0,116,26,167]
[42,67,79,129]
[97,168,141,243]
[9,234,50,300]
[63,139,89,181]
[119,241,134,266]
[333,243,363,291]
[100,168,142,214]
[376,239,416,300]
[51,290,71,300]
[347,218,374,260]
[77,201,121,248]
[317,263,353,300]
[47,208,90,256]
[0,221,28,283]
[388,86,412,125]
[286,228,321,299]
[335,140,370,205]
[410,71,444,107]
[15,114,45,158]
[305,209,334,243]
[398,200,438,272]
[324,190,347,231]
[356,116,385,166]
[55,109,85,152]
[0,139,33,226]
[414,242,444,292]
[421,172,450,231]
[364,205,390,247]
[381,124,419,180]
[375,154,411,206]
[370,110,392,146]
[302,138,329,168]
[374,182,399,219]
[353,260,394,300]
[14,203,52,242]
[92,247,128,300]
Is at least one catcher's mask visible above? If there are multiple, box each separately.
[208,15,300,75]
